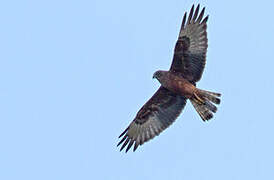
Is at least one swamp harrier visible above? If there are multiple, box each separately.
[118,4,221,152]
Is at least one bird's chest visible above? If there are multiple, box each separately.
[164,77,195,98]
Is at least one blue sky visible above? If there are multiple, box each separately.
[0,0,274,179]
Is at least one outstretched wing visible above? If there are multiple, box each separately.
[170,4,208,83]
[117,87,186,152]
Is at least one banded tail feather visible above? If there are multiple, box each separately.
[190,89,221,121]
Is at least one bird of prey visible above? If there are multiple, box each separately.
[118,4,221,152]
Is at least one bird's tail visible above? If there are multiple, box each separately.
[190,89,221,121]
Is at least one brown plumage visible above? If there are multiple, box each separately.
[118,4,221,152]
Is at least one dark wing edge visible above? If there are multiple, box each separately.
[117,87,187,152]
[170,4,208,83]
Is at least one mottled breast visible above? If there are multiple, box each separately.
[166,72,195,98]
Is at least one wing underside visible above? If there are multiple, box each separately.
[117,87,186,152]
[170,4,208,83]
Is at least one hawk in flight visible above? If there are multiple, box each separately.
[118,4,221,152]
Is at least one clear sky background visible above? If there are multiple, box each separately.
[0,0,273,179]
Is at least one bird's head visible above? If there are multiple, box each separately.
[153,70,166,82]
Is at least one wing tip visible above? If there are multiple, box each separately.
[192,4,200,23]
[202,15,209,24]
[191,4,195,10]
[119,138,129,152]
[187,4,195,24]
[179,4,208,38]
[133,142,139,152]
[117,135,127,147]
[117,126,138,152]
[125,140,134,153]
[118,126,129,138]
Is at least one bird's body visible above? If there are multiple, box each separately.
[117,4,222,152]
[154,71,196,99]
